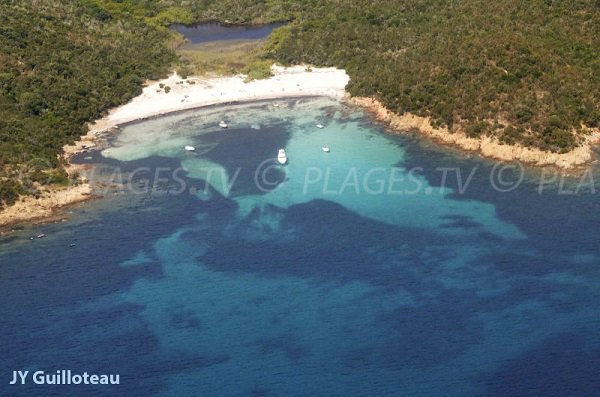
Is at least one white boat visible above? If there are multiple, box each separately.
[316,124,324,129]
[277,149,287,165]
[322,146,330,153]
[184,145,196,151]
[36,234,46,239]
[219,120,228,129]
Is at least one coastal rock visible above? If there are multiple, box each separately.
[350,97,599,169]
[0,183,92,227]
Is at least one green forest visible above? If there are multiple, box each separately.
[1,0,600,208]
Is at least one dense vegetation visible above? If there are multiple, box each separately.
[260,0,600,151]
[0,0,177,207]
[1,0,600,208]
[184,0,600,151]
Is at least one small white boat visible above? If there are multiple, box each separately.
[184,145,196,152]
[219,121,228,129]
[322,146,330,153]
[37,234,46,239]
[273,103,280,108]
[316,124,324,129]
[277,149,287,165]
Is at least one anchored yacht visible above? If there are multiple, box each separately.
[277,149,288,165]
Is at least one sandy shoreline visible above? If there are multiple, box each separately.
[3,64,599,229]
[350,97,600,169]
[0,65,349,229]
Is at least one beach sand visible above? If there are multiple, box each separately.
[88,65,349,134]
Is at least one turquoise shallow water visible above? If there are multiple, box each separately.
[1,97,599,396]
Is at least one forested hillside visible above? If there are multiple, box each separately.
[1,0,600,208]
[0,1,181,207]
[189,0,600,152]
[260,0,600,152]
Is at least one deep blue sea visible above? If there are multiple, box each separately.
[1,98,599,396]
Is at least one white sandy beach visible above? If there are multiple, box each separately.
[89,65,350,134]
